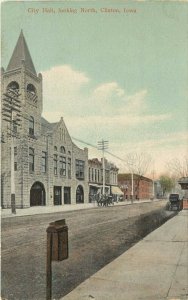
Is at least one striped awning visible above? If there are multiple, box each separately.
[111,186,124,195]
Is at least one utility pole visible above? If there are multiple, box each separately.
[131,172,134,201]
[98,140,109,196]
[2,86,21,213]
[127,162,134,203]
[152,167,155,199]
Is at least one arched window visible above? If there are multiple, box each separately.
[54,146,57,151]
[27,83,36,95]
[68,151,71,156]
[7,81,19,94]
[76,185,84,203]
[60,146,65,154]
[27,84,37,103]
[29,116,34,136]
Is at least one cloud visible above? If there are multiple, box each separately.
[93,82,125,99]
[42,64,171,123]
[43,65,89,90]
[42,65,90,114]
[41,64,184,176]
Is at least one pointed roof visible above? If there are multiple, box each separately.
[6,30,37,75]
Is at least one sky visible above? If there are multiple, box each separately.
[1,1,188,177]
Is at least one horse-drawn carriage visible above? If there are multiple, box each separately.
[168,194,183,211]
[91,194,115,207]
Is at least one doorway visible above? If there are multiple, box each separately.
[54,186,62,205]
[64,187,71,204]
[76,185,84,203]
[30,182,46,206]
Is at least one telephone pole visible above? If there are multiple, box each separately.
[2,86,21,213]
[98,140,109,196]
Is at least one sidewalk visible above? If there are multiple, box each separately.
[62,210,188,300]
[1,199,154,218]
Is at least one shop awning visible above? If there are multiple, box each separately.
[111,186,124,195]
[89,183,101,188]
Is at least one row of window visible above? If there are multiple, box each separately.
[53,154,71,178]
[89,168,101,182]
[14,147,85,180]
[54,146,71,155]
[89,167,117,184]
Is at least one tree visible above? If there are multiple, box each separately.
[166,156,188,179]
[125,152,152,198]
[159,175,174,197]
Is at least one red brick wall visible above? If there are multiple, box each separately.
[118,176,153,200]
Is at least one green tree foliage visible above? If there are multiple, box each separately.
[159,175,174,196]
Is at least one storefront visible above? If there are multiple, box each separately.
[178,177,188,209]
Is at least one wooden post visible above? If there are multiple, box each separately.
[46,231,52,300]
[46,219,68,300]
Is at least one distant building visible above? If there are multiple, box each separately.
[178,177,188,209]
[154,180,163,199]
[88,158,122,201]
[1,31,89,208]
[118,174,153,200]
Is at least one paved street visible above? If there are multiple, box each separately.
[1,200,173,300]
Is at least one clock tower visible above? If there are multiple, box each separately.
[1,31,43,208]
[1,30,43,138]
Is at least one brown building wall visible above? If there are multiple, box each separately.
[118,174,153,200]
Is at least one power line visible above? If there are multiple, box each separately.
[72,136,127,164]
[71,137,98,149]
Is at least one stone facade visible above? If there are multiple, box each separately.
[1,31,89,208]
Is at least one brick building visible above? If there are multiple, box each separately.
[1,31,89,208]
[118,173,153,200]
[88,158,122,201]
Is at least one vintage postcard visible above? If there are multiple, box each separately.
[1,1,188,300]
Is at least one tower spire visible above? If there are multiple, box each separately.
[6,30,37,75]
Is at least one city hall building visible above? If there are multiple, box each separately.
[1,31,89,208]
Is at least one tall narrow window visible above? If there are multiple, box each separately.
[29,116,34,136]
[54,154,58,175]
[95,169,97,182]
[63,129,66,142]
[60,128,65,141]
[63,157,66,176]
[60,156,63,176]
[75,160,85,180]
[42,151,47,173]
[68,157,71,179]
[60,146,65,154]
[29,147,34,172]
[14,146,17,156]
[14,146,17,171]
